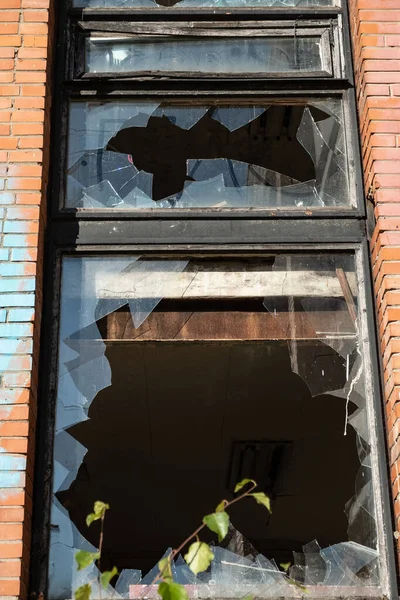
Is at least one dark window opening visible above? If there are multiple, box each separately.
[48,255,381,599]
[67,100,349,210]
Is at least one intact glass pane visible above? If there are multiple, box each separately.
[74,0,334,8]
[66,99,351,210]
[49,252,382,600]
[85,36,325,75]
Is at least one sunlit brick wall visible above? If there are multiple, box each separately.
[349,0,400,575]
[0,0,53,597]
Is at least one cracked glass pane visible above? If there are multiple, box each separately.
[86,37,326,76]
[50,252,382,599]
[75,0,334,8]
[66,99,350,210]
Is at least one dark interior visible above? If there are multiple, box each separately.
[105,105,329,200]
[58,300,360,574]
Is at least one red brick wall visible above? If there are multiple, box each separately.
[349,0,400,573]
[0,0,53,598]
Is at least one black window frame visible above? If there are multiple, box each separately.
[29,0,399,598]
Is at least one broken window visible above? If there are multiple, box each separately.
[35,0,396,597]
[66,99,351,210]
[49,253,385,599]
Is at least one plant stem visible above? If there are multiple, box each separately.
[98,514,105,600]
[138,481,258,599]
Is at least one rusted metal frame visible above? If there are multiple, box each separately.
[78,20,335,32]
[50,218,367,245]
[71,7,343,20]
[80,70,333,79]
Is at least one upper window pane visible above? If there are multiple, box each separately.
[66,99,351,211]
[74,0,335,8]
[85,35,329,76]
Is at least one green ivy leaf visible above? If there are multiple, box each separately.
[234,478,256,493]
[203,512,229,543]
[184,542,214,575]
[159,557,173,582]
[250,492,272,513]
[75,584,91,600]
[158,582,189,600]
[86,501,110,527]
[215,500,227,513]
[75,550,100,571]
[242,596,253,600]
[280,562,291,572]
[100,566,118,589]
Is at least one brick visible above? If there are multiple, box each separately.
[7,207,39,220]
[22,0,49,6]
[0,11,20,21]
[11,110,44,123]
[0,439,28,453]
[19,84,45,96]
[0,272,36,287]
[0,509,25,524]
[12,123,43,135]
[7,166,42,178]
[22,36,48,48]
[0,60,14,71]
[15,192,41,204]
[0,490,24,507]
[14,97,45,109]
[0,422,29,438]
[4,221,39,233]
[0,340,33,355]
[0,580,21,596]
[0,262,36,276]
[0,544,22,559]
[7,178,42,190]
[8,309,35,322]
[0,36,21,47]
[8,150,43,163]
[11,248,37,262]
[0,323,33,337]
[14,71,47,83]
[0,294,35,307]
[0,137,17,150]
[0,524,23,542]
[0,48,14,59]
[23,9,49,21]
[18,135,43,148]
[19,24,47,36]
[0,405,29,424]
[0,560,22,577]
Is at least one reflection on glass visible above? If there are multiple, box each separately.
[85,36,324,75]
[49,253,381,600]
[74,0,334,8]
[66,100,349,210]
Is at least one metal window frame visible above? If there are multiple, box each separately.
[28,0,399,598]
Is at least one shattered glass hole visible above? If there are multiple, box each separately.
[49,253,380,599]
[66,100,351,210]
